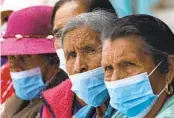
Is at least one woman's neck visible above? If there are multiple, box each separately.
[76,96,87,106]
[145,91,167,118]
[75,96,109,118]
[96,103,109,118]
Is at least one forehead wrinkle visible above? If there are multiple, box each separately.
[65,26,99,48]
[103,43,135,59]
[102,38,146,66]
[115,45,145,63]
[80,31,100,47]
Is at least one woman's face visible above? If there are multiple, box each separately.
[63,26,102,75]
[8,55,47,72]
[8,54,58,82]
[102,36,166,94]
[53,0,88,49]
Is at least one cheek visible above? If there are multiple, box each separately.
[66,59,75,74]
[149,72,166,94]
[8,61,18,72]
[7,57,17,66]
[8,59,14,67]
[30,60,42,68]
[7,58,24,72]
[29,57,47,69]
[126,67,144,76]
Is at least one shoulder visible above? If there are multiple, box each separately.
[4,95,23,111]
[111,111,127,118]
[42,79,74,106]
[41,79,74,118]
[3,95,28,117]
[42,79,73,98]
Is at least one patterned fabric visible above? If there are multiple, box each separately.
[1,63,14,104]
[41,79,74,118]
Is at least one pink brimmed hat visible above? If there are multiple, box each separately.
[1,6,56,56]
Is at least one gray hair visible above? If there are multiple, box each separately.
[60,10,117,45]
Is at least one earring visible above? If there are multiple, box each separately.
[167,84,173,95]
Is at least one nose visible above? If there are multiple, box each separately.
[110,69,123,81]
[74,56,88,73]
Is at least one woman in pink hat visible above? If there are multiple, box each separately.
[1,6,68,118]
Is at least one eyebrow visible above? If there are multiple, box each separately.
[80,44,101,51]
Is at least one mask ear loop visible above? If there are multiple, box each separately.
[158,84,167,96]
[40,56,58,71]
[157,82,174,96]
[149,60,174,96]
[43,56,60,85]
[40,60,50,71]
[148,60,163,77]
[148,60,163,96]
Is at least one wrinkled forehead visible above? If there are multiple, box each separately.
[63,26,100,46]
[102,36,147,62]
[103,36,144,51]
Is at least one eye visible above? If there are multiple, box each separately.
[57,32,61,38]
[8,56,15,61]
[87,47,95,53]
[121,61,136,67]
[68,52,77,58]
[26,55,31,58]
[54,31,62,39]
[104,65,113,71]
[83,46,95,53]
[19,56,25,62]
[22,55,31,62]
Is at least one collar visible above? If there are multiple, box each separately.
[47,69,68,89]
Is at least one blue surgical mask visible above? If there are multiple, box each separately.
[70,67,109,107]
[105,61,165,118]
[11,67,47,100]
[56,49,66,72]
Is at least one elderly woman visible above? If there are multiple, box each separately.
[41,10,117,118]
[101,14,174,118]
[1,6,68,118]
[51,0,116,72]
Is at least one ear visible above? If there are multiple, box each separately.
[165,55,174,84]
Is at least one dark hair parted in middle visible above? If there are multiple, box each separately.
[51,0,116,26]
[102,14,174,74]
